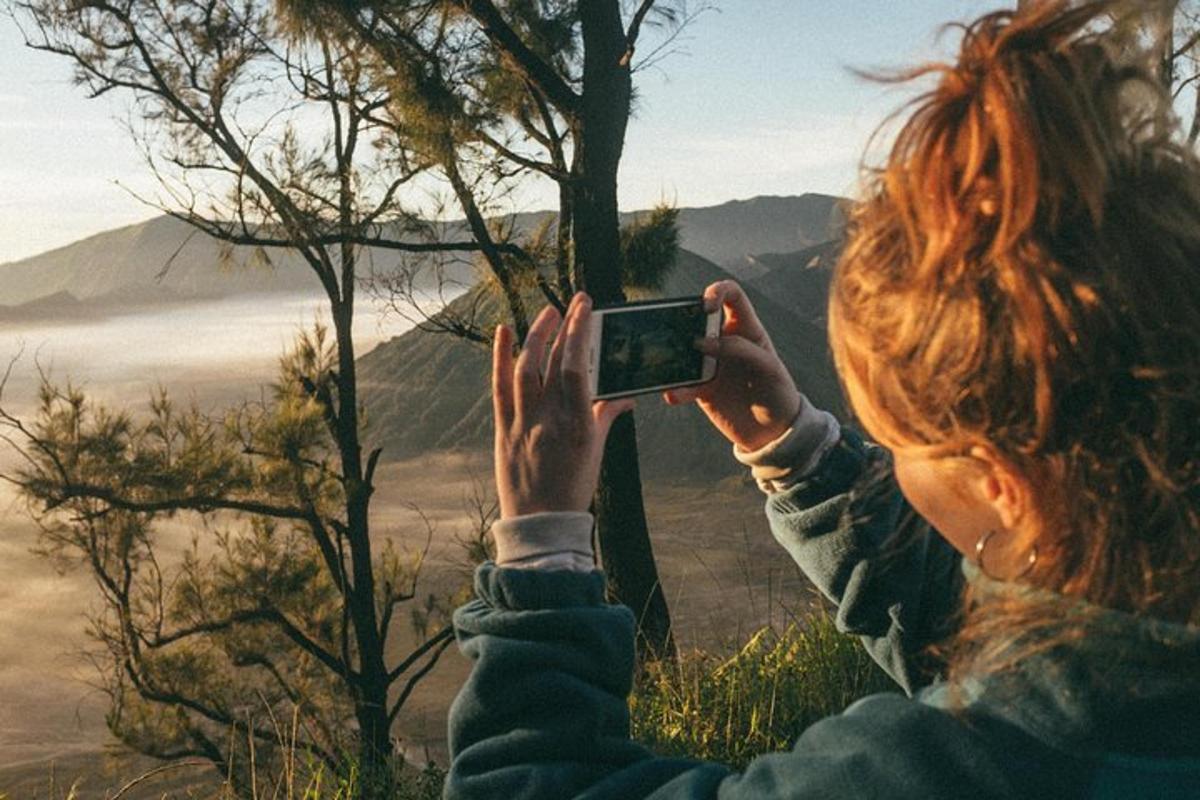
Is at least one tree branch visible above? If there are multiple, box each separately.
[622,0,658,66]
[456,0,579,114]
[44,482,312,522]
[147,608,283,647]
[159,208,530,255]
[1173,27,1200,61]
[386,624,453,685]
[255,600,356,681]
[476,130,569,180]
[387,627,454,726]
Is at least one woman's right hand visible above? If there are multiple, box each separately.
[664,280,802,452]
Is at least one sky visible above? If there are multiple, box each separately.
[0,1,1002,265]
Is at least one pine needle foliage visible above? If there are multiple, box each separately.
[621,205,681,292]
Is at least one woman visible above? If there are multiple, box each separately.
[444,2,1200,797]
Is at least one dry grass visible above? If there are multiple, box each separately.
[631,611,895,769]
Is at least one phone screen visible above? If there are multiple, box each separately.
[598,301,707,396]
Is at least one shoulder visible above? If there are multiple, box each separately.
[804,694,1008,790]
[716,692,1060,800]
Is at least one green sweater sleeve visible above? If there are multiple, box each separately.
[763,428,964,694]
[446,566,715,798]
[445,563,1015,800]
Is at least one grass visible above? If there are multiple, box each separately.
[12,612,891,797]
[630,610,896,769]
[3,751,444,800]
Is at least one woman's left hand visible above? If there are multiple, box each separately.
[493,293,635,519]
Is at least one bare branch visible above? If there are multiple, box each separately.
[1173,26,1200,60]
[476,130,569,180]
[622,0,658,66]
[456,0,580,114]
[387,624,453,685]
[42,482,313,522]
[386,627,454,726]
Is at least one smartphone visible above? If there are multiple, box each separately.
[587,296,721,400]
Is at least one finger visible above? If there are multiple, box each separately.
[663,387,702,405]
[560,293,593,410]
[546,293,586,389]
[702,282,723,313]
[593,397,635,436]
[703,280,771,348]
[492,324,516,431]
[514,305,561,425]
[694,335,720,357]
[702,332,786,377]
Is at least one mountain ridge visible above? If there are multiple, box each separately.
[0,194,846,310]
[357,247,845,477]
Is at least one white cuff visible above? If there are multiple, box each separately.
[492,511,596,572]
[733,397,840,494]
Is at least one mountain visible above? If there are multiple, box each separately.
[745,238,844,325]
[0,290,91,323]
[667,194,846,276]
[0,216,321,306]
[0,194,847,311]
[451,194,846,276]
[0,215,485,308]
[357,248,844,480]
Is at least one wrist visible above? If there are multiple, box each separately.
[498,492,592,520]
[492,511,595,572]
[734,389,804,451]
[734,398,841,493]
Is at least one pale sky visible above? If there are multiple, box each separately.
[0,1,1001,265]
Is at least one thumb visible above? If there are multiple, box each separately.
[594,397,635,435]
[663,387,702,405]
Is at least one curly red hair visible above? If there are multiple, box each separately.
[830,0,1200,672]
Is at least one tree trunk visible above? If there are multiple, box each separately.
[574,0,675,661]
[1160,12,1176,92]
[595,414,675,660]
[331,293,395,798]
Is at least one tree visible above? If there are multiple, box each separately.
[1156,1,1200,144]
[4,0,499,794]
[284,0,707,661]
[1032,0,1200,145]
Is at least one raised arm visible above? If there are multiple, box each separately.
[445,292,1004,799]
[446,561,1003,800]
[751,423,963,694]
[673,280,964,693]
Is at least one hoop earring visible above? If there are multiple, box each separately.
[974,529,1038,582]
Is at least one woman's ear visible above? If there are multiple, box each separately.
[968,445,1032,532]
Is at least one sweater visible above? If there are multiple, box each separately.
[444,427,1200,799]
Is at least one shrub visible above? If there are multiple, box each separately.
[630,612,896,768]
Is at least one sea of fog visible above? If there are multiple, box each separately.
[0,290,444,768]
[0,288,794,776]
[0,292,433,416]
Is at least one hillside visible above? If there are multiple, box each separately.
[358,248,844,481]
[0,195,847,311]
[0,215,482,307]
[669,194,845,273]
[0,216,318,305]
[745,238,844,324]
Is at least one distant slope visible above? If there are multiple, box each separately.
[745,238,844,324]
[0,216,321,305]
[668,194,845,273]
[358,249,843,481]
[462,194,846,275]
[0,290,92,323]
[0,195,848,310]
[0,215,482,307]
